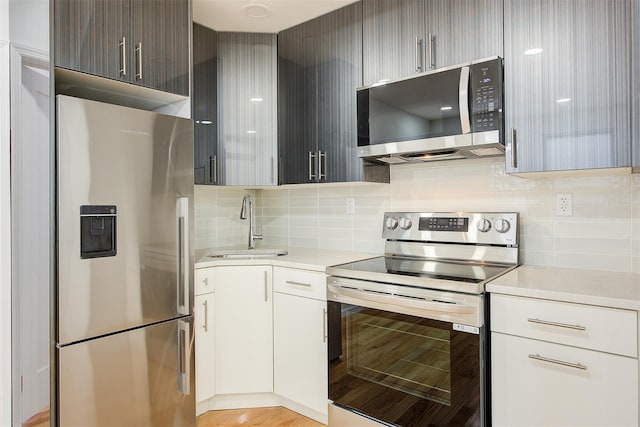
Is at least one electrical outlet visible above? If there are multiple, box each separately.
[346,198,355,215]
[555,193,573,216]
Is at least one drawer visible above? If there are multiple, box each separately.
[491,294,637,357]
[273,267,326,300]
[491,332,638,427]
[195,267,215,296]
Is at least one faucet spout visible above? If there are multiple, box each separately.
[240,194,263,249]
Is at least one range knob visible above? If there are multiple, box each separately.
[494,219,511,233]
[476,218,492,233]
[385,216,399,230]
[399,217,413,230]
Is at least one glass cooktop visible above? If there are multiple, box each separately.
[327,256,514,293]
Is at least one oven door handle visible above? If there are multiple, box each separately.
[327,284,476,314]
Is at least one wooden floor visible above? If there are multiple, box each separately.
[198,407,326,427]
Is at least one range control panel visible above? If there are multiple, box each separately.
[382,212,518,247]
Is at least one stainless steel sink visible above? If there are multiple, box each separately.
[206,248,288,259]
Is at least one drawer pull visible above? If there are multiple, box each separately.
[527,318,586,331]
[528,353,587,371]
[286,280,312,287]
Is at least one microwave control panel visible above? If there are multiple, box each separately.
[471,58,503,133]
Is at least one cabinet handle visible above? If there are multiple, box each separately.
[528,354,587,371]
[428,33,435,69]
[318,151,326,181]
[202,299,209,332]
[135,42,143,81]
[209,155,217,184]
[308,151,317,181]
[271,156,275,185]
[119,37,127,76]
[323,308,327,343]
[415,37,423,72]
[527,318,586,331]
[511,128,517,169]
[264,271,268,302]
[203,277,209,287]
[285,280,311,287]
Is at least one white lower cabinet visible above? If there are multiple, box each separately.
[195,292,215,403]
[214,265,273,394]
[273,266,328,423]
[491,294,639,426]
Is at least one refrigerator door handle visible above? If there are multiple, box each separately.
[177,197,190,315]
[178,319,191,395]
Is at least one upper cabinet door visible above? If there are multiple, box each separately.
[131,0,190,96]
[54,0,130,82]
[193,23,218,185]
[362,0,426,86]
[218,33,278,186]
[316,2,363,183]
[426,0,503,69]
[278,20,319,185]
[504,0,631,173]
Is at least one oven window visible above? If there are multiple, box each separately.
[348,307,452,405]
[329,302,484,427]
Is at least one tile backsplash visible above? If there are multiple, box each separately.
[195,157,640,273]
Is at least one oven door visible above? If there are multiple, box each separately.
[327,279,486,427]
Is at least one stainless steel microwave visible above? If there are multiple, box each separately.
[357,56,504,164]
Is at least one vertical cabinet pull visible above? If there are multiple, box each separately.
[264,270,268,302]
[203,277,209,287]
[209,155,217,184]
[415,37,423,72]
[308,151,317,181]
[202,300,209,332]
[428,33,435,69]
[323,308,327,343]
[511,128,518,169]
[318,151,326,181]
[119,37,127,76]
[135,42,143,80]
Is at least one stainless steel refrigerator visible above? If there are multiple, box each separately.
[55,95,195,426]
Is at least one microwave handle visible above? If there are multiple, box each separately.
[459,66,471,134]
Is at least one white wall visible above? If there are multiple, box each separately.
[0,36,11,427]
[195,159,640,274]
[8,0,48,53]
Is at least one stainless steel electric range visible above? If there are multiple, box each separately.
[326,212,519,427]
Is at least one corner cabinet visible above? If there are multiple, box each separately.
[278,3,388,184]
[214,265,273,394]
[217,33,278,186]
[54,0,190,96]
[504,0,631,173]
[362,0,503,86]
[193,23,218,185]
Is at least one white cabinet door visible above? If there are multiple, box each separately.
[491,332,638,427]
[195,293,215,403]
[274,292,327,415]
[214,266,273,394]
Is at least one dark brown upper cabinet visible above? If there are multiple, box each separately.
[54,0,190,96]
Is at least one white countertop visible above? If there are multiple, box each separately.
[487,265,640,311]
[195,246,377,272]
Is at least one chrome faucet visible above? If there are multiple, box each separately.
[239,194,263,249]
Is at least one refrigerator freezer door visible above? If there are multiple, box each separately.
[57,95,194,345]
[58,317,195,426]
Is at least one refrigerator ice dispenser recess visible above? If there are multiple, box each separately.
[80,205,117,259]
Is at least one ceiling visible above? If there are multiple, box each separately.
[193,0,358,33]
